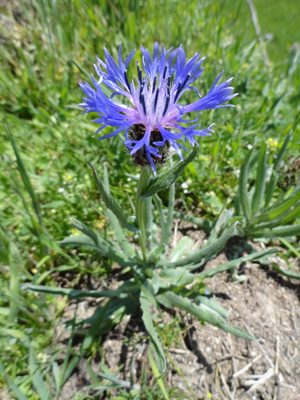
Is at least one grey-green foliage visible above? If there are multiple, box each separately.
[235,129,300,238]
[27,156,279,374]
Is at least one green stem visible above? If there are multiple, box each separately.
[162,159,175,246]
[135,166,151,260]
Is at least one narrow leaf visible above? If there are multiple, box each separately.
[239,148,254,223]
[168,210,213,232]
[163,223,236,268]
[29,347,49,400]
[60,223,131,267]
[194,296,229,319]
[0,359,29,400]
[103,167,135,257]
[252,141,267,215]
[265,129,293,207]
[161,179,175,246]
[272,263,300,280]
[147,347,169,400]
[140,293,166,371]
[253,186,300,224]
[249,224,300,238]
[4,122,44,228]
[142,149,198,199]
[23,282,139,299]
[157,291,256,341]
[169,237,194,262]
[86,163,138,232]
[198,248,278,278]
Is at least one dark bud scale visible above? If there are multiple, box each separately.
[127,123,176,167]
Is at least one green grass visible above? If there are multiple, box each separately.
[0,0,299,398]
[222,0,300,63]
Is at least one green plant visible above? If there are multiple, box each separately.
[25,154,277,374]
[234,128,300,239]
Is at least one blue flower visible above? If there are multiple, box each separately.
[79,43,237,175]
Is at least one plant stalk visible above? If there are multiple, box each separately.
[135,166,151,260]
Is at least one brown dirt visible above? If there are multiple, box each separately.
[54,223,300,400]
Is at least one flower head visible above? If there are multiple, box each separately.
[79,43,238,175]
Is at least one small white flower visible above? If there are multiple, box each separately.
[57,187,65,193]
[247,144,253,150]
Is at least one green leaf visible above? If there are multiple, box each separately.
[81,301,110,353]
[272,263,300,280]
[142,149,198,199]
[8,242,20,323]
[4,122,44,229]
[148,347,169,400]
[161,159,175,246]
[140,293,166,371]
[279,200,300,226]
[156,291,256,341]
[163,222,236,268]
[238,148,254,223]
[209,208,235,242]
[61,220,131,267]
[249,224,300,238]
[253,186,300,224]
[148,244,166,263]
[135,166,152,259]
[98,372,140,390]
[252,141,267,215]
[278,237,300,258]
[167,210,213,232]
[86,163,138,232]
[194,296,229,319]
[158,268,194,289]
[41,200,66,208]
[169,237,194,262]
[198,248,279,278]
[0,359,29,400]
[34,265,76,285]
[265,129,293,207]
[29,347,50,400]
[153,194,166,238]
[103,167,135,257]
[23,282,139,299]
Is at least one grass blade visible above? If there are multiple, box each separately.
[265,129,293,207]
[0,359,29,400]
[252,141,267,215]
[29,347,50,400]
[4,122,44,228]
[23,282,138,299]
[147,346,169,400]
[238,148,253,223]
